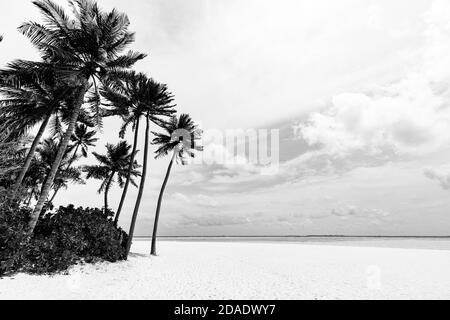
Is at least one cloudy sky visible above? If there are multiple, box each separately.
[1,0,450,236]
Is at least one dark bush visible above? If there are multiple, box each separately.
[0,202,128,276]
[0,199,30,275]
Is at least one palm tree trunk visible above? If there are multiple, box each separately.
[151,151,176,256]
[126,116,149,258]
[26,190,34,206]
[67,144,79,169]
[11,112,51,197]
[115,117,140,225]
[49,189,58,204]
[104,172,115,215]
[29,81,88,233]
[48,144,79,200]
[48,143,80,203]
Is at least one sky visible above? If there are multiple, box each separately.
[1,0,450,236]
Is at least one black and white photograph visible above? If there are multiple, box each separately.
[1,0,450,305]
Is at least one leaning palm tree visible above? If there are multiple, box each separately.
[0,130,28,198]
[150,114,203,256]
[21,0,146,232]
[0,64,75,196]
[102,72,176,227]
[103,73,176,257]
[83,141,140,214]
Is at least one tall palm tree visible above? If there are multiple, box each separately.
[0,131,28,198]
[103,73,175,257]
[101,72,176,226]
[150,114,203,256]
[83,141,140,214]
[20,0,146,232]
[0,64,74,196]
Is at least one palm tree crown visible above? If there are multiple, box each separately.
[83,141,140,213]
[102,71,176,133]
[69,123,98,159]
[153,114,203,163]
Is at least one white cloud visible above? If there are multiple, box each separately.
[171,192,221,208]
[179,213,250,227]
[296,0,450,161]
[331,205,390,221]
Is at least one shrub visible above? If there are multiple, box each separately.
[0,199,30,275]
[0,203,128,276]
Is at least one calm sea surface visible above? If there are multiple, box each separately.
[134,236,450,250]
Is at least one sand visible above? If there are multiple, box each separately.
[1,240,450,300]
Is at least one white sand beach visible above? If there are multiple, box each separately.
[1,240,450,300]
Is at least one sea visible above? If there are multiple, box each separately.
[134,236,450,250]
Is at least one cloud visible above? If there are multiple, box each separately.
[424,167,450,190]
[179,213,251,227]
[171,192,220,208]
[295,0,450,163]
[331,205,390,224]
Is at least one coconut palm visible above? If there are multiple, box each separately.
[67,124,98,168]
[0,64,76,196]
[102,73,175,257]
[22,138,84,210]
[0,130,29,198]
[35,138,83,187]
[150,114,203,255]
[83,141,140,214]
[47,123,98,201]
[101,72,175,230]
[20,0,146,232]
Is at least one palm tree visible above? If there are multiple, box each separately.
[101,73,176,224]
[150,114,203,256]
[23,138,84,209]
[83,141,140,214]
[68,124,98,167]
[47,123,97,201]
[103,73,175,257]
[0,64,74,196]
[21,0,146,232]
[0,131,28,198]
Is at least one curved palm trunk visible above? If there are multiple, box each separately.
[11,112,51,197]
[25,190,34,206]
[29,81,88,233]
[126,116,149,258]
[48,144,80,204]
[151,151,175,256]
[49,189,58,204]
[67,144,80,169]
[115,117,140,225]
[104,172,115,215]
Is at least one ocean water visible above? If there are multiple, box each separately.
[135,236,450,251]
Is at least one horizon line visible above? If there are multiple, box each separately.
[135,235,450,238]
